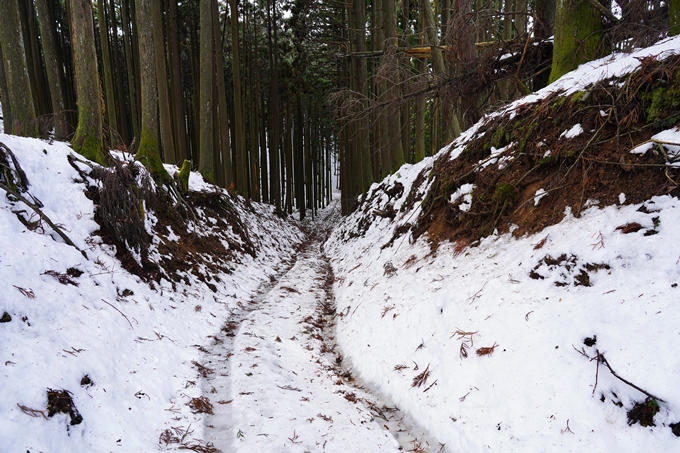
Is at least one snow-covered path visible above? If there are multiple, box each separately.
[201,202,436,452]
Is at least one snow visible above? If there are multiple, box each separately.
[3,32,680,453]
[327,185,680,452]
[0,134,305,452]
[450,184,475,212]
[533,188,548,206]
[560,124,584,139]
[323,36,680,453]
[205,209,403,452]
[629,127,680,166]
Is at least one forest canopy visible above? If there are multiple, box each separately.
[0,0,678,216]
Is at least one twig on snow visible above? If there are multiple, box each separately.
[101,299,134,330]
[595,349,665,402]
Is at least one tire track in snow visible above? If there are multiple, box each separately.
[201,201,442,452]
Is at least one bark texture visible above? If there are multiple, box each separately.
[0,0,38,137]
[549,0,602,83]
[70,0,107,164]
[134,0,169,182]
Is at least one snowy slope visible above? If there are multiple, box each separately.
[0,134,302,452]
[325,37,680,452]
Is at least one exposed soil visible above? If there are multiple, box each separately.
[71,154,262,292]
[627,398,660,427]
[46,388,82,426]
[399,54,680,250]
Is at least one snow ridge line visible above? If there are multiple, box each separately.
[199,253,299,452]
[318,248,445,453]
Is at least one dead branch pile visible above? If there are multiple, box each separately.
[95,158,155,252]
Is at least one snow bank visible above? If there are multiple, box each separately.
[326,37,680,453]
[0,133,302,452]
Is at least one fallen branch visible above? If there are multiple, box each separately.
[583,0,619,23]
[0,180,87,259]
[596,350,665,402]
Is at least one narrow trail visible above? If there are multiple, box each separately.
[200,201,441,452]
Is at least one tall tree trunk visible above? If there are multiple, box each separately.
[134,0,169,181]
[110,0,130,144]
[671,0,680,36]
[421,0,458,144]
[414,59,426,162]
[451,0,476,131]
[259,89,268,203]
[35,0,68,138]
[70,0,107,163]
[97,0,118,147]
[267,0,281,215]
[352,0,373,193]
[534,0,556,89]
[167,0,188,161]
[230,0,248,195]
[305,101,314,213]
[383,0,405,173]
[0,43,13,133]
[0,0,38,137]
[121,0,140,140]
[213,0,233,188]
[374,0,390,180]
[246,6,259,200]
[55,0,78,133]
[152,0,176,164]
[549,0,602,82]
[284,108,293,215]
[294,97,305,219]
[198,0,215,182]
[401,0,412,163]
[19,0,49,118]
[189,7,200,163]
